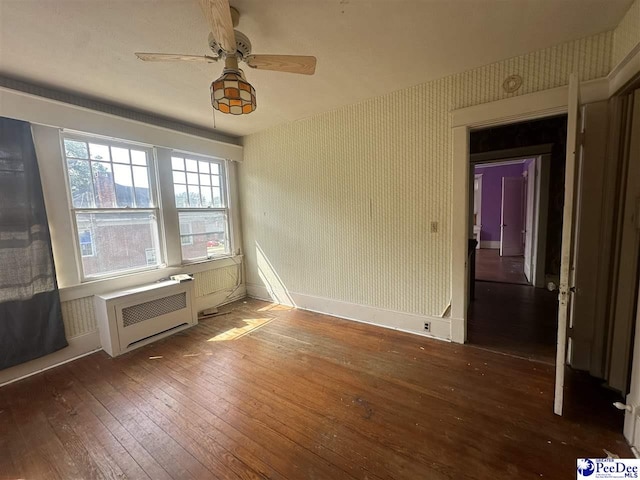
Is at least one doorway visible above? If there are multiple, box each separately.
[466,116,566,363]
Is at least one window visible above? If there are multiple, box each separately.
[63,135,162,278]
[171,153,231,261]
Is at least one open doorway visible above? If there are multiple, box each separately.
[467,116,566,365]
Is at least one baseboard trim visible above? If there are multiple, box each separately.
[246,284,451,342]
[0,331,101,387]
[479,241,500,249]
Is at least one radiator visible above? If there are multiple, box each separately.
[94,280,197,357]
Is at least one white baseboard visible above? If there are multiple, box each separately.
[480,241,500,249]
[246,283,451,342]
[0,331,101,387]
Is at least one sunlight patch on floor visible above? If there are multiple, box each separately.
[207,317,274,342]
[257,303,294,313]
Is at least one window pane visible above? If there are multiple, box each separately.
[211,175,220,187]
[185,159,198,172]
[67,159,95,208]
[178,211,229,261]
[89,143,110,161]
[201,187,213,207]
[132,166,151,207]
[131,150,147,166]
[113,164,134,207]
[187,185,201,207]
[64,139,88,159]
[198,161,210,174]
[76,211,160,277]
[78,228,95,257]
[186,172,199,185]
[174,184,188,208]
[210,163,220,174]
[212,187,223,207]
[173,171,186,184]
[200,174,211,186]
[92,162,116,208]
[111,147,130,164]
[179,222,193,246]
[171,156,184,170]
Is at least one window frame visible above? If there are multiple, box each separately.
[61,132,166,281]
[170,150,233,264]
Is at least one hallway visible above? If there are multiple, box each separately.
[468,281,557,363]
[475,249,529,285]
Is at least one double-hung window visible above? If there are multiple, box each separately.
[62,134,162,279]
[171,153,231,262]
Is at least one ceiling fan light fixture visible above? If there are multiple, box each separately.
[211,69,256,115]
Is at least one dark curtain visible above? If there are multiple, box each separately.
[0,117,67,370]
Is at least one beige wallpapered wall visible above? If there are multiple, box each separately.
[240,31,614,317]
[613,0,640,66]
[60,263,241,339]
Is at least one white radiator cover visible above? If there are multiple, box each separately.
[94,280,197,357]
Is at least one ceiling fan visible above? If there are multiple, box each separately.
[135,0,317,115]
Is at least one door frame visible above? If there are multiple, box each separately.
[449,78,609,344]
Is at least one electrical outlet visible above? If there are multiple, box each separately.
[430,221,438,233]
[424,322,431,332]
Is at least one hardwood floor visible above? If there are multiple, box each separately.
[475,248,529,285]
[468,281,558,363]
[0,298,631,480]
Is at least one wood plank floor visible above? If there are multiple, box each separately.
[0,298,631,480]
[468,281,558,363]
[475,248,529,285]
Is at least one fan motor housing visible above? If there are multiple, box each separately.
[209,30,252,59]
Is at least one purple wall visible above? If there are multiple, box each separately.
[474,163,526,243]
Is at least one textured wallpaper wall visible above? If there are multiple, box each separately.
[613,0,640,66]
[240,31,613,317]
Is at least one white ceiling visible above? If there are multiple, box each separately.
[0,0,633,138]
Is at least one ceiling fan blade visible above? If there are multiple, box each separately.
[245,55,317,75]
[135,53,219,63]
[198,0,236,54]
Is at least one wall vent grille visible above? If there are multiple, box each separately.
[122,293,187,327]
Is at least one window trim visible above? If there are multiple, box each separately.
[61,132,166,281]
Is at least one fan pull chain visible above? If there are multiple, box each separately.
[211,106,217,129]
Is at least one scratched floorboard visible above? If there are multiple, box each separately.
[0,298,631,480]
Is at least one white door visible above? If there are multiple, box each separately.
[621,89,640,443]
[500,177,525,256]
[554,73,582,416]
[524,160,536,282]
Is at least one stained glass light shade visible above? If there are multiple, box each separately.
[210,69,256,115]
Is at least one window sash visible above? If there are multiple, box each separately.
[62,133,164,280]
[170,151,232,263]
[71,209,164,280]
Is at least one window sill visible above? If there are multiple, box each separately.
[59,254,243,302]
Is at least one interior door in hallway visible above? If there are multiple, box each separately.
[500,176,524,257]
[524,160,536,282]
